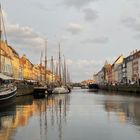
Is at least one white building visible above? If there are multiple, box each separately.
[136,51,140,82]
[95,69,104,84]
[126,59,133,83]
[132,50,140,82]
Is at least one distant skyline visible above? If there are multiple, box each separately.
[0,0,140,82]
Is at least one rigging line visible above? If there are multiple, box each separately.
[1,6,8,43]
[0,4,2,73]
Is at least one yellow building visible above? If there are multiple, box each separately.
[32,64,40,81]
[0,41,59,82]
[32,64,57,83]
[8,46,22,80]
[112,55,124,83]
[20,55,34,80]
[0,41,13,76]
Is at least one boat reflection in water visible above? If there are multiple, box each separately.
[35,94,71,140]
[0,93,70,140]
[0,104,16,140]
[0,90,140,140]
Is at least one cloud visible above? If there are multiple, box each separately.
[7,24,44,49]
[121,17,140,32]
[66,59,73,65]
[60,35,69,41]
[63,0,96,8]
[1,9,44,50]
[0,9,46,63]
[66,23,83,34]
[70,59,103,81]
[77,59,103,68]
[81,37,109,44]
[29,1,48,12]
[83,8,98,22]
[133,34,140,40]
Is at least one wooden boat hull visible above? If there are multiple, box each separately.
[47,88,53,95]
[0,87,17,106]
[33,87,47,98]
[88,84,99,92]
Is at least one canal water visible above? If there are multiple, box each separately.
[0,88,140,140]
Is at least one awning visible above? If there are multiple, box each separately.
[0,73,14,80]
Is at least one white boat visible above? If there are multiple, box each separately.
[52,86,69,94]
[52,44,71,94]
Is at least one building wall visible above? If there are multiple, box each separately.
[1,56,13,76]
[105,65,112,83]
[138,57,140,79]
[132,51,140,81]
[96,70,104,84]
[94,74,99,83]
[118,64,123,82]
[112,55,124,83]
[0,42,13,76]
[114,69,118,82]
[127,61,133,82]
[32,65,40,81]
[20,55,33,80]
[111,68,115,83]
[12,55,22,80]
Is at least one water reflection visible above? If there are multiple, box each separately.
[0,89,140,140]
[0,94,70,140]
[0,104,16,140]
[103,93,140,126]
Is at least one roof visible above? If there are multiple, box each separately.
[8,45,19,57]
[112,55,123,67]
[0,73,14,80]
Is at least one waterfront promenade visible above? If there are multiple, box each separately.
[99,84,140,94]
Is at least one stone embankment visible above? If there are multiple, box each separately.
[99,84,140,94]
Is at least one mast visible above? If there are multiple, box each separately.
[0,4,2,73]
[45,39,47,83]
[40,51,43,81]
[63,55,67,86]
[0,4,13,76]
[67,68,70,84]
[51,56,54,84]
[55,61,58,83]
[58,43,61,85]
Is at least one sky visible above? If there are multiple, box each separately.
[0,0,140,82]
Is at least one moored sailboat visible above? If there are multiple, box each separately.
[0,5,17,104]
[33,40,48,98]
[52,44,70,94]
